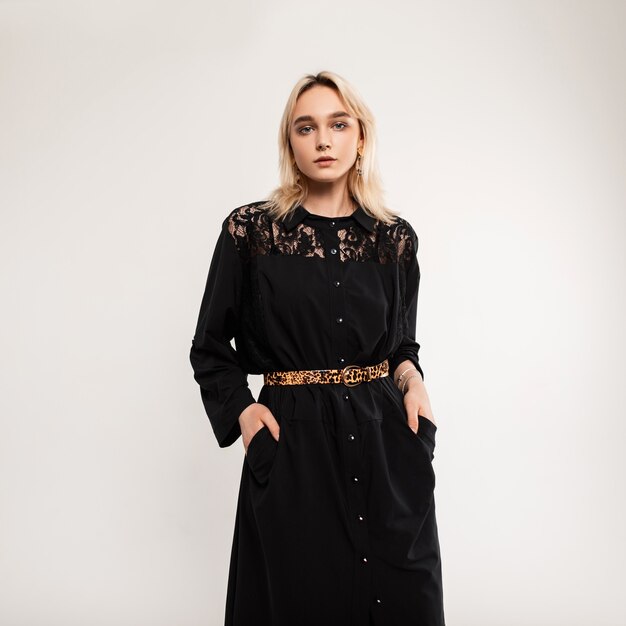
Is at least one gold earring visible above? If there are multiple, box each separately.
[356,152,363,176]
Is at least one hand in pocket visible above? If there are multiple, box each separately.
[239,403,281,453]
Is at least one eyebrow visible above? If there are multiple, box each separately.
[292,111,351,126]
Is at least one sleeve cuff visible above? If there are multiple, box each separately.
[389,353,424,384]
[214,384,257,448]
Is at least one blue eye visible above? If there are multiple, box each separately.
[297,122,348,135]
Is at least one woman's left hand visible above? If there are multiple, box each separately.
[402,375,436,434]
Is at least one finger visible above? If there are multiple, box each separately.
[243,429,258,454]
[263,412,281,442]
[407,412,419,435]
[244,422,266,453]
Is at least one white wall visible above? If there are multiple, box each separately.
[1,1,624,624]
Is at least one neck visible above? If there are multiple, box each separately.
[302,179,355,218]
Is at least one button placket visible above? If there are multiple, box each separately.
[317,219,376,622]
[330,223,375,620]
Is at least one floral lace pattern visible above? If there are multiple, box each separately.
[226,201,416,269]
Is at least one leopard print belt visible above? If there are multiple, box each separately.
[263,359,389,388]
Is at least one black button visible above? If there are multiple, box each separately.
[352,475,359,483]
[330,248,337,254]
[375,597,382,605]
[357,514,365,522]
[362,556,368,564]
[348,433,355,441]
[334,280,341,287]
[336,317,343,323]
[330,220,335,226]
[343,394,349,401]
[338,356,345,364]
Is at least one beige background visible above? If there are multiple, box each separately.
[1,1,625,624]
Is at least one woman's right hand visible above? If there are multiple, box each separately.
[239,403,281,454]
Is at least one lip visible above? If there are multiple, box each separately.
[314,157,336,163]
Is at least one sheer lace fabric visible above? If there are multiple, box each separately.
[226,202,416,269]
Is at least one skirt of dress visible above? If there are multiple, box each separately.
[223,376,445,626]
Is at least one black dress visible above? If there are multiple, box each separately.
[189,200,445,626]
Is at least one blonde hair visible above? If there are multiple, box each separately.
[260,71,400,226]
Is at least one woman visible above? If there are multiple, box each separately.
[189,70,445,626]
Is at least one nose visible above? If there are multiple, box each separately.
[317,130,331,150]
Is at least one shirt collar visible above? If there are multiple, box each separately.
[282,203,377,233]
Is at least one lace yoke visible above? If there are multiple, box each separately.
[225,201,416,269]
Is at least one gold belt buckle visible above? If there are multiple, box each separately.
[341,364,362,387]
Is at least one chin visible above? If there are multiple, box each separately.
[302,170,348,183]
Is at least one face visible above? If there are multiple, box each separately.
[289,85,363,185]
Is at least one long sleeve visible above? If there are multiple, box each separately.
[388,226,425,382]
[189,216,256,448]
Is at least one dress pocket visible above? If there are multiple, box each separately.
[416,414,437,461]
[245,425,278,485]
[380,378,437,460]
